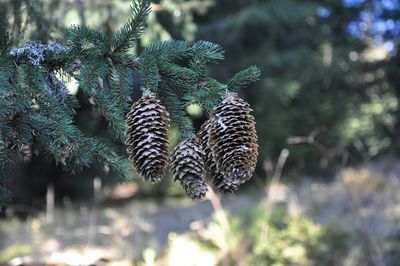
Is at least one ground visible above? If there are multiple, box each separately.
[1,157,399,265]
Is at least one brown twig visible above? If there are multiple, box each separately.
[287,127,346,162]
[262,149,289,239]
[206,185,229,231]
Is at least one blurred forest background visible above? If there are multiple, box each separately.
[1,0,400,265]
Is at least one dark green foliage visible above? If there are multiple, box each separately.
[111,0,151,53]
[227,66,261,92]
[196,0,381,173]
[0,0,260,208]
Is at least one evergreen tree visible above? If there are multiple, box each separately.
[0,0,260,208]
[343,0,400,156]
[195,0,372,173]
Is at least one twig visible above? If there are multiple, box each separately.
[262,149,289,239]
[46,183,54,224]
[206,185,229,232]
[86,176,102,247]
[287,128,346,162]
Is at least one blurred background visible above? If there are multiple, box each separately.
[1,0,400,265]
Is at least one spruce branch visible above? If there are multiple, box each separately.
[158,62,198,82]
[0,134,18,209]
[191,40,225,63]
[0,0,261,207]
[139,54,161,91]
[0,57,16,87]
[0,6,10,54]
[111,0,151,53]
[66,25,110,54]
[93,90,126,141]
[226,66,261,92]
[77,59,111,93]
[189,54,207,79]
[110,66,137,114]
[159,81,193,137]
[143,40,190,60]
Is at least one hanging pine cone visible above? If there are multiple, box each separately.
[171,136,208,199]
[125,93,169,182]
[198,119,238,193]
[209,92,258,186]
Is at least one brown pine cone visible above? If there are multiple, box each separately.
[125,93,169,182]
[171,136,208,199]
[209,92,258,186]
[198,119,238,193]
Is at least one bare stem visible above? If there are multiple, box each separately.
[262,149,289,239]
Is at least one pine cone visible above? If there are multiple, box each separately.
[125,93,169,182]
[216,179,239,193]
[198,119,238,193]
[209,92,258,185]
[171,136,208,199]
